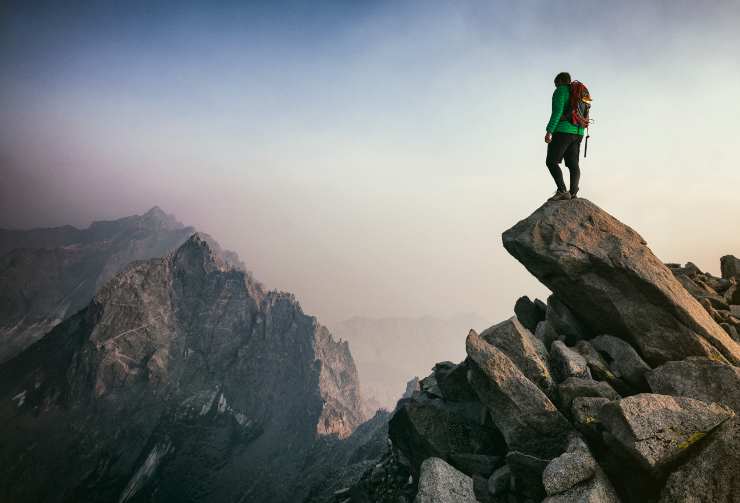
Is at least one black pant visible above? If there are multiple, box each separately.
[546,132,582,194]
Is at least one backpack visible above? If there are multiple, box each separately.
[564,80,593,156]
[563,81,592,128]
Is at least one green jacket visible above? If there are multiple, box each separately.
[546,85,585,135]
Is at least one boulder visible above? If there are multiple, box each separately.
[514,296,546,331]
[546,294,587,344]
[414,457,477,503]
[418,373,443,399]
[659,416,740,503]
[505,451,549,500]
[472,475,494,503]
[558,378,620,410]
[710,308,740,332]
[388,394,502,479]
[564,432,591,453]
[673,273,726,307]
[678,261,703,276]
[599,393,734,473]
[723,281,740,305]
[590,335,651,390]
[448,453,503,478]
[573,341,631,395]
[571,397,610,439]
[535,320,560,348]
[501,198,740,366]
[645,357,740,413]
[487,464,511,495]
[542,466,621,503]
[479,317,555,398]
[542,449,596,496]
[705,296,730,312]
[719,311,740,330]
[550,341,591,382]
[466,329,572,458]
[433,360,479,402]
[535,298,548,314]
[714,277,733,294]
[720,322,740,344]
[720,254,740,280]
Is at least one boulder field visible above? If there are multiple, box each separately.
[343,199,740,503]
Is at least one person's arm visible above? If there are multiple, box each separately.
[545,86,568,133]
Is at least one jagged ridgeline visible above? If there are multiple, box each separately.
[0,230,377,502]
[0,206,245,364]
[344,199,740,503]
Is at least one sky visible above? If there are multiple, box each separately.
[2,0,740,327]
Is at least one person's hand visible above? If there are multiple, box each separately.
[545,132,553,144]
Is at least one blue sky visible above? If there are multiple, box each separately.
[2,0,740,326]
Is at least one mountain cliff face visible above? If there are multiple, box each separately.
[345,199,740,503]
[0,233,367,503]
[0,207,199,363]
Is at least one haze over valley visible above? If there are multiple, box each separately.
[3,1,740,502]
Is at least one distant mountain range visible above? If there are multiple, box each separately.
[332,313,489,410]
[0,208,386,502]
[0,206,251,364]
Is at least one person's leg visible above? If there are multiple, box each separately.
[563,134,583,196]
[546,133,570,193]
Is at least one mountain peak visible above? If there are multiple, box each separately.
[144,205,166,217]
[172,232,225,273]
[140,206,184,230]
[0,222,367,502]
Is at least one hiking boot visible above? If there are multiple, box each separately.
[570,191,578,199]
[547,190,572,202]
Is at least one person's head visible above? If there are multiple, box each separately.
[554,72,571,87]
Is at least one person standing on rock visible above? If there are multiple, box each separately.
[544,72,591,201]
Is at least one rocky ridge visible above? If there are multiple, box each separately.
[0,233,371,502]
[0,207,232,363]
[343,198,740,503]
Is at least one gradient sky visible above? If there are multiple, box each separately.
[2,1,740,327]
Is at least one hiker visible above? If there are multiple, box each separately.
[544,72,590,201]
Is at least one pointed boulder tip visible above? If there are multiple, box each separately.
[465,329,483,356]
[501,198,740,367]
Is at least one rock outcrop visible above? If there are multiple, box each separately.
[589,335,650,390]
[646,357,740,413]
[720,255,740,280]
[666,260,740,342]
[558,377,619,409]
[0,233,368,503]
[466,329,572,459]
[388,392,501,480]
[352,199,740,503]
[414,457,477,503]
[599,394,733,473]
[478,317,555,398]
[659,416,740,502]
[502,198,740,366]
